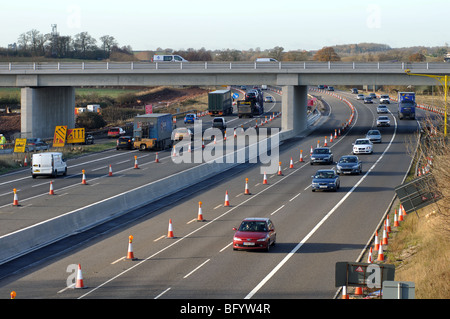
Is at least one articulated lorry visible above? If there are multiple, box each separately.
[208,90,233,116]
[133,113,173,151]
[397,92,416,120]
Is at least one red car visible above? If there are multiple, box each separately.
[233,217,276,252]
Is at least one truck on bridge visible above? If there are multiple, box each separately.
[133,113,173,151]
[397,92,416,120]
[208,89,233,116]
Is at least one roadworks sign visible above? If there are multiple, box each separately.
[53,125,67,147]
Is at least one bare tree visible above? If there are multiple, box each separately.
[313,46,341,62]
[72,32,97,58]
[100,35,118,58]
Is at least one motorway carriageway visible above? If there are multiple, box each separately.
[0,89,422,299]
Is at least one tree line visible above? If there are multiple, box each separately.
[1,29,132,60]
[1,28,448,63]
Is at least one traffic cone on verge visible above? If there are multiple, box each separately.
[394,209,399,227]
[244,178,251,195]
[167,219,175,238]
[108,165,113,176]
[355,286,363,296]
[382,226,388,245]
[197,202,205,222]
[374,230,379,251]
[290,157,294,169]
[134,156,139,169]
[81,170,87,185]
[377,242,384,261]
[263,172,268,184]
[49,181,55,195]
[12,188,19,206]
[126,235,137,260]
[342,286,349,299]
[224,191,230,207]
[386,215,391,233]
[155,152,159,163]
[75,264,87,289]
[367,247,373,263]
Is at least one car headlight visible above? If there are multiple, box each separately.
[233,237,242,241]
[257,236,269,242]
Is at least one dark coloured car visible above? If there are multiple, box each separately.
[184,113,197,124]
[364,96,373,104]
[84,134,94,145]
[336,155,362,175]
[311,169,340,192]
[310,147,333,165]
[116,136,134,150]
[233,217,276,252]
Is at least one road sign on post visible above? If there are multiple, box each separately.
[13,138,27,153]
[335,262,395,289]
[53,125,67,147]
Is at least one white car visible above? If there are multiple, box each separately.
[352,138,373,154]
[377,116,391,127]
[379,95,390,104]
[264,96,274,103]
[356,94,365,100]
[377,105,389,114]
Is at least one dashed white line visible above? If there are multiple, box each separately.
[183,259,210,278]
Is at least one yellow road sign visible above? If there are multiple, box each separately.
[53,126,67,147]
[67,128,85,144]
[14,138,27,153]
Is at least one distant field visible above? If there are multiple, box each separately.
[75,87,141,99]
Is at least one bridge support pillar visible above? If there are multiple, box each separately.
[281,85,308,139]
[21,87,75,139]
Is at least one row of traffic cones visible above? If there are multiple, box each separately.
[342,204,408,299]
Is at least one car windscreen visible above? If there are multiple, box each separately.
[238,221,267,232]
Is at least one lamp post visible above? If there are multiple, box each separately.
[405,69,448,136]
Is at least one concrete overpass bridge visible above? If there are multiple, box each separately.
[1,61,449,139]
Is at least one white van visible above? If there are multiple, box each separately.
[31,152,67,178]
[153,55,188,62]
[255,58,278,62]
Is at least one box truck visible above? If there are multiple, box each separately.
[133,114,173,151]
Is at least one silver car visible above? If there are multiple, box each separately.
[336,155,362,175]
[377,116,391,127]
[365,129,382,143]
[377,105,389,114]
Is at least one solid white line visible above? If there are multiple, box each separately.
[244,104,397,299]
[183,259,210,278]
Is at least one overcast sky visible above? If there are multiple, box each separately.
[1,0,448,51]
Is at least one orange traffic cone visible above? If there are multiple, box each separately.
[244,178,251,195]
[224,191,230,207]
[167,219,175,238]
[386,215,391,233]
[23,156,28,167]
[394,209,399,227]
[126,235,137,260]
[75,264,87,289]
[202,139,205,149]
[299,150,304,162]
[234,128,237,139]
[277,162,283,176]
[263,172,268,185]
[330,133,333,143]
[134,156,139,169]
[155,152,159,163]
[382,226,388,245]
[108,165,113,177]
[377,242,384,261]
[342,286,349,299]
[310,146,313,156]
[317,140,320,148]
[12,188,19,206]
[355,286,363,296]
[224,131,227,141]
[49,181,55,195]
[374,230,379,251]
[335,129,337,139]
[324,136,328,147]
[367,247,373,263]
[172,145,177,156]
[289,157,294,169]
[81,170,87,185]
[197,201,205,222]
